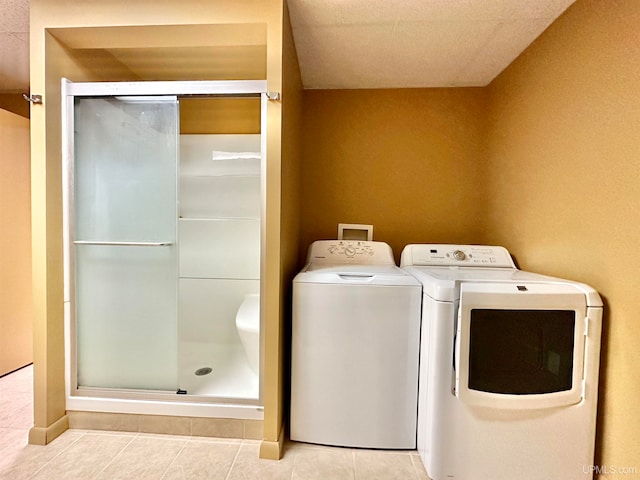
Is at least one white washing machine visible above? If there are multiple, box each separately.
[401,244,602,480]
[290,240,422,449]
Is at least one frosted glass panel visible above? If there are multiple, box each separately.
[76,246,177,389]
[179,219,260,279]
[180,175,260,219]
[74,96,178,391]
[75,98,178,242]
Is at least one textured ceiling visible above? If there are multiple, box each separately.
[0,0,29,92]
[0,0,576,94]
[288,0,576,89]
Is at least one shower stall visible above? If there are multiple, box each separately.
[62,80,268,419]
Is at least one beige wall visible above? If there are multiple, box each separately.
[0,108,32,376]
[300,88,488,263]
[486,0,640,471]
[30,0,288,457]
[0,94,30,119]
[29,31,112,446]
[277,0,303,437]
[180,98,261,135]
[260,0,303,457]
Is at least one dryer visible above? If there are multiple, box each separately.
[291,240,422,449]
[401,244,602,480]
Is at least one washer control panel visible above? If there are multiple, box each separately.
[307,240,395,265]
[400,244,516,268]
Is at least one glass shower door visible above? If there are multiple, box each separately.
[73,96,179,391]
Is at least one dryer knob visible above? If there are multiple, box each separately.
[452,250,466,261]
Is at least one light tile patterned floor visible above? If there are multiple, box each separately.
[0,365,430,479]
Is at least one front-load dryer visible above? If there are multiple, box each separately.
[290,240,422,449]
[401,244,603,480]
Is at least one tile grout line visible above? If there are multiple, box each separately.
[159,434,191,480]
[352,449,357,479]
[290,441,299,479]
[283,442,294,480]
[91,431,139,479]
[27,429,88,480]
[223,440,243,480]
[409,452,421,479]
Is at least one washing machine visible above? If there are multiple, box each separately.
[400,244,603,480]
[290,240,422,449]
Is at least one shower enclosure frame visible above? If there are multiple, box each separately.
[61,79,268,419]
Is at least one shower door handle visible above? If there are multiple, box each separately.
[73,241,174,246]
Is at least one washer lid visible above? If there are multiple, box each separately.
[295,264,420,286]
[306,264,402,274]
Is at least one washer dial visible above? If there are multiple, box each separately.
[452,250,466,261]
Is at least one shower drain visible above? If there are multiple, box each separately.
[194,367,213,376]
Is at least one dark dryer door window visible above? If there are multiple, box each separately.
[455,282,587,409]
[468,309,575,395]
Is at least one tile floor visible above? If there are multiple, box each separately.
[0,365,430,479]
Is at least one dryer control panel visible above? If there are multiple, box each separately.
[400,244,516,268]
[306,240,395,265]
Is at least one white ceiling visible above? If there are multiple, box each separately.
[288,0,576,89]
[0,0,575,93]
[0,0,29,93]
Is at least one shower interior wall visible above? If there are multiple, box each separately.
[178,98,262,400]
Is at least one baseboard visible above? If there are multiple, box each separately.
[28,414,69,445]
[259,423,286,460]
[66,410,263,439]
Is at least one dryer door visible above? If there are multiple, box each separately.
[455,282,587,409]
